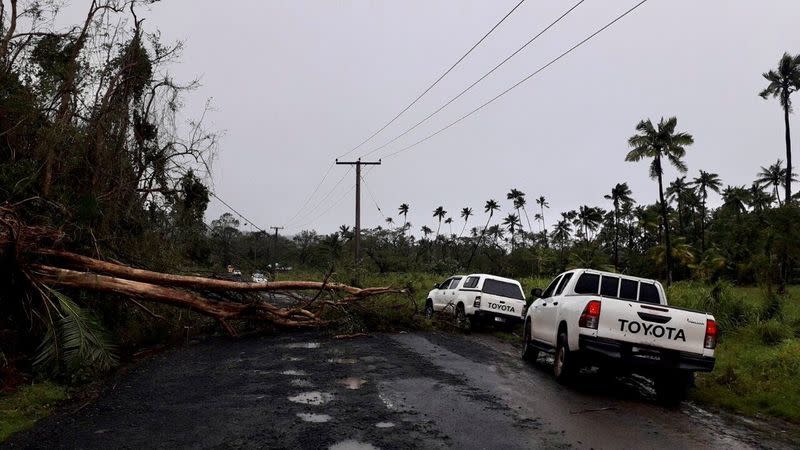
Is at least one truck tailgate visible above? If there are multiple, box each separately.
[596,301,708,354]
[478,295,525,319]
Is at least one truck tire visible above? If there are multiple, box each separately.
[654,371,692,406]
[424,300,434,320]
[554,332,577,383]
[455,305,472,332]
[522,320,539,363]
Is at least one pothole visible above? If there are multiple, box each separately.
[283,342,321,349]
[329,440,378,450]
[288,391,333,406]
[281,369,307,376]
[375,422,395,428]
[291,379,314,388]
[337,377,367,390]
[327,358,358,365]
[296,412,332,423]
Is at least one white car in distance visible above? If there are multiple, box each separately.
[424,274,527,330]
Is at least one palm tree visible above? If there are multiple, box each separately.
[420,225,433,240]
[627,117,694,284]
[692,170,722,253]
[760,52,800,203]
[502,213,522,250]
[604,182,633,270]
[749,183,774,213]
[432,206,447,237]
[398,203,410,235]
[507,188,532,240]
[666,176,691,232]
[385,217,394,227]
[755,159,797,206]
[552,218,572,268]
[459,207,473,237]
[721,185,751,215]
[536,196,549,243]
[444,217,453,236]
[465,199,499,267]
[576,206,604,241]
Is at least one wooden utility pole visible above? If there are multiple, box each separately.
[270,226,283,276]
[335,158,381,269]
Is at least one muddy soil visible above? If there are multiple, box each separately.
[4,330,798,449]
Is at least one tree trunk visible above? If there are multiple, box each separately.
[656,154,673,285]
[785,105,793,203]
[613,205,619,270]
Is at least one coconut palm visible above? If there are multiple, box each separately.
[398,203,410,234]
[420,225,433,240]
[755,159,797,206]
[385,217,394,227]
[465,199,499,267]
[433,206,447,237]
[604,182,634,270]
[666,176,691,232]
[627,117,694,284]
[444,217,453,236]
[749,183,774,213]
[536,196,549,244]
[507,188,532,240]
[692,170,722,252]
[459,207,473,237]
[760,52,800,203]
[576,206,604,241]
[502,213,522,250]
[721,185,751,215]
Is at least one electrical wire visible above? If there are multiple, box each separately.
[283,162,334,225]
[381,0,649,160]
[359,0,587,159]
[336,0,527,161]
[208,191,267,233]
[286,166,353,228]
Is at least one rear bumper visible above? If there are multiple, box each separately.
[578,335,715,372]
[473,309,523,324]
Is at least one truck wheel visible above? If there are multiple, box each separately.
[553,332,577,383]
[455,305,472,332]
[424,301,434,320]
[654,371,692,407]
[522,320,539,363]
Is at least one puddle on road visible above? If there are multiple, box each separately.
[296,412,332,423]
[329,440,378,450]
[327,358,358,365]
[337,377,367,390]
[375,422,395,428]
[291,379,315,388]
[283,342,321,349]
[288,391,334,405]
[281,369,308,376]
[284,356,304,362]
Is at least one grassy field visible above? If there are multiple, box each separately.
[0,382,68,442]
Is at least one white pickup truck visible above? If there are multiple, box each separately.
[424,274,527,330]
[521,269,717,404]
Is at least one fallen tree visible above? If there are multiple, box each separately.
[1,205,410,337]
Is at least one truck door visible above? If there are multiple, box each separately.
[445,277,462,309]
[537,272,574,344]
[433,278,451,310]
[531,275,561,343]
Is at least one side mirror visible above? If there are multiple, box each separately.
[531,288,543,299]
[433,283,439,290]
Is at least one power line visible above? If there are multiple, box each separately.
[381,0,650,161]
[294,183,356,231]
[286,166,353,228]
[208,191,267,233]
[360,0,586,159]
[360,172,386,220]
[336,0,527,161]
[283,162,334,225]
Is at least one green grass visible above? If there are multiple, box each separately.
[0,382,68,442]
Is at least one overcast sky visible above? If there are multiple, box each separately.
[73,1,800,236]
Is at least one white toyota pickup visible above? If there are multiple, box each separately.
[424,274,527,330]
[521,269,717,403]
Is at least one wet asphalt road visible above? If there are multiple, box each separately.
[5,330,798,449]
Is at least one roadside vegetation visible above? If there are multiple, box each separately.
[1,0,800,438]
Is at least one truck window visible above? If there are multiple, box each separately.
[574,273,600,295]
[541,276,562,299]
[448,277,463,289]
[463,276,480,289]
[555,273,574,296]
[438,278,451,289]
[638,282,660,304]
[600,276,620,297]
[619,279,638,300]
[482,279,524,300]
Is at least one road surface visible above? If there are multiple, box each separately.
[5,330,797,449]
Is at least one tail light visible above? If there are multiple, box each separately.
[704,319,717,349]
[579,300,601,329]
[473,296,481,308]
